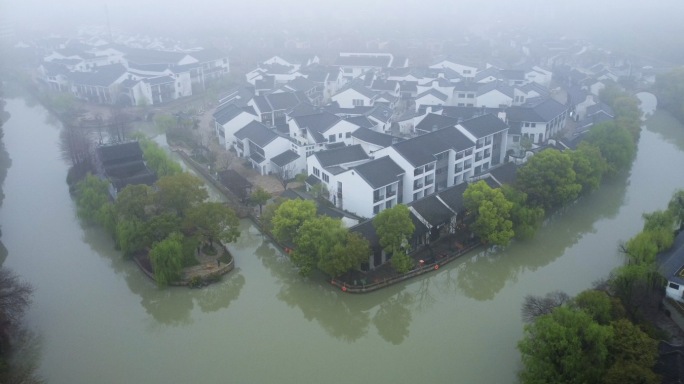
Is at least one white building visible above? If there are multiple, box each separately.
[233,121,294,175]
[212,104,258,149]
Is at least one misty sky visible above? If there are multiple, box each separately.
[2,0,684,62]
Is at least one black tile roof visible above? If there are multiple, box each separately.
[409,195,453,227]
[271,150,300,167]
[335,55,392,68]
[351,128,399,148]
[96,141,143,166]
[314,144,369,167]
[252,91,304,113]
[144,76,174,85]
[292,112,340,134]
[658,231,684,284]
[213,104,249,125]
[436,183,469,213]
[415,113,459,133]
[234,121,279,147]
[68,63,126,87]
[440,106,504,121]
[487,162,518,186]
[507,98,567,123]
[353,156,404,189]
[416,89,449,102]
[392,127,475,167]
[349,210,428,249]
[458,113,509,138]
[345,116,376,129]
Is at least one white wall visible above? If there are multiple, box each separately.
[331,88,374,108]
[476,90,512,108]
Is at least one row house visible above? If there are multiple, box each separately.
[330,84,379,108]
[233,121,298,176]
[288,111,359,156]
[68,63,128,104]
[506,98,569,145]
[351,128,402,154]
[335,52,396,80]
[249,91,306,126]
[212,104,258,149]
[429,59,480,78]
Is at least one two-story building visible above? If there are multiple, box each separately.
[233,121,294,175]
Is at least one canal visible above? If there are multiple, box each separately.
[1,92,683,383]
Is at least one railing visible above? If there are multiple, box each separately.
[475,155,482,162]
[387,190,396,197]
[373,195,385,203]
[331,242,480,293]
[476,142,484,149]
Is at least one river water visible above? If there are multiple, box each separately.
[1,92,683,383]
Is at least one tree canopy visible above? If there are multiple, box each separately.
[516,149,582,210]
[373,204,415,273]
[271,199,317,244]
[154,173,208,216]
[463,181,514,246]
[585,121,636,176]
[149,232,184,286]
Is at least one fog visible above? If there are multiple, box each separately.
[4,0,684,52]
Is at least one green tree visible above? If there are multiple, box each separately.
[585,121,636,176]
[463,181,514,246]
[602,362,660,384]
[75,174,111,223]
[271,199,317,244]
[249,187,271,215]
[608,319,658,371]
[138,138,182,177]
[501,186,544,240]
[653,66,684,122]
[623,231,663,265]
[572,290,613,325]
[115,218,146,257]
[142,212,182,246]
[569,142,608,194]
[516,149,582,210]
[373,204,415,273]
[149,232,184,286]
[154,173,208,216]
[613,96,642,140]
[260,197,285,233]
[518,306,613,384]
[290,216,345,276]
[153,114,176,133]
[319,232,371,277]
[668,189,684,230]
[115,184,153,220]
[184,202,240,245]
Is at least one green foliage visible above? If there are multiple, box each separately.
[668,189,684,229]
[569,142,608,194]
[602,362,660,384]
[373,204,415,272]
[149,233,184,286]
[585,121,636,176]
[501,186,544,240]
[642,209,675,232]
[291,216,346,276]
[115,184,153,220]
[613,96,642,140]
[184,202,240,244]
[608,319,658,371]
[249,187,271,215]
[318,232,370,277]
[115,218,146,257]
[390,251,413,274]
[154,173,208,216]
[143,212,182,246]
[516,149,582,210]
[75,174,111,223]
[463,181,514,246]
[271,199,317,244]
[138,137,182,177]
[653,66,684,122]
[260,197,285,234]
[518,306,613,384]
[573,290,613,325]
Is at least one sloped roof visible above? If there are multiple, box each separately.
[440,106,504,120]
[410,195,453,227]
[213,104,253,125]
[506,98,567,123]
[314,144,369,167]
[487,162,518,186]
[658,231,684,284]
[477,81,514,98]
[587,102,614,118]
[234,121,279,147]
[371,79,398,91]
[416,89,449,102]
[293,112,340,134]
[68,63,126,87]
[415,113,459,133]
[345,116,376,129]
[369,105,393,123]
[252,91,304,113]
[335,55,392,67]
[458,113,509,138]
[436,183,469,213]
[144,76,174,85]
[392,126,475,167]
[352,128,399,148]
[353,156,404,189]
[271,150,300,167]
[96,141,143,166]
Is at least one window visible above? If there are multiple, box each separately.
[373,204,381,214]
[352,99,364,106]
[513,136,520,143]
[346,132,351,138]
[322,173,329,183]
[670,282,680,290]
[458,93,465,98]
[524,122,530,127]
[414,167,423,176]
[338,133,342,138]
[313,167,320,177]
[463,70,471,74]
[328,134,336,142]
[466,94,474,98]
[385,200,393,209]
[413,192,420,201]
[531,123,536,127]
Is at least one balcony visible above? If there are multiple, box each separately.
[425,177,434,185]
[485,138,493,146]
[465,149,473,156]
[455,166,463,173]
[387,189,397,197]
[413,182,423,190]
[455,152,464,160]
[373,194,385,203]
[475,155,483,162]
[484,149,491,158]
[476,142,484,149]
[425,163,435,171]
[464,162,472,170]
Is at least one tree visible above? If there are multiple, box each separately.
[463,181,514,247]
[271,199,317,244]
[585,121,636,176]
[501,186,544,240]
[115,184,153,221]
[154,173,208,216]
[668,189,684,230]
[138,137,182,177]
[153,114,176,133]
[249,187,271,215]
[521,291,570,323]
[518,306,613,384]
[653,66,684,122]
[319,232,371,277]
[516,149,582,210]
[142,213,182,246]
[290,216,346,276]
[149,233,184,286]
[608,319,658,370]
[373,204,415,273]
[184,202,240,245]
[274,163,298,190]
[0,268,33,327]
[115,218,146,257]
[569,142,608,194]
[572,289,613,325]
[75,174,111,223]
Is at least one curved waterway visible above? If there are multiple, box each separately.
[1,92,684,383]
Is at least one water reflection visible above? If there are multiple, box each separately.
[372,292,414,345]
[645,110,684,152]
[79,224,245,326]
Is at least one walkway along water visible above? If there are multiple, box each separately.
[2,89,684,383]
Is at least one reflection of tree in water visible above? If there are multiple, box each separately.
[413,277,436,312]
[139,287,195,327]
[372,292,414,345]
[645,110,684,152]
[3,326,43,384]
[196,272,245,313]
[453,173,629,301]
